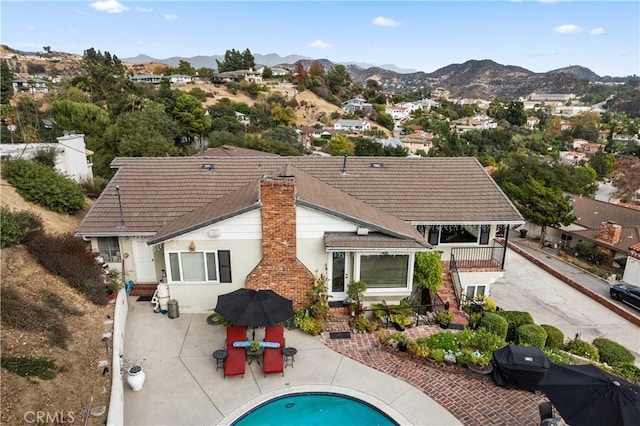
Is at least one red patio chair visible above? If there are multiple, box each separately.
[224,326,247,378]
[262,325,285,377]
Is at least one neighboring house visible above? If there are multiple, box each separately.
[75,157,523,313]
[333,119,371,132]
[129,74,163,84]
[541,197,640,266]
[342,98,373,114]
[559,120,572,131]
[623,243,640,285]
[526,116,540,129]
[12,78,48,93]
[401,131,434,154]
[612,133,639,143]
[212,70,263,84]
[0,133,93,183]
[578,142,603,158]
[168,75,194,85]
[453,115,497,133]
[385,105,410,121]
[560,151,586,165]
[529,93,574,102]
[234,111,250,127]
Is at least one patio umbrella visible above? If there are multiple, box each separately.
[214,288,294,328]
[537,363,640,426]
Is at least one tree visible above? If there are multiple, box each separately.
[172,93,212,146]
[1,60,15,104]
[269,104,295,126]
[262,126,302,152]
[501,177,575,247]
[612,155,640,203]
[262,66,273,79]
[588,151,615,179]
[79,48,132,115]
[216,48,255,72]
[326,133,354,156]
[104,106,178,158]
[42,46,51,54]
[327,64,352,97]
[293,62,310,90]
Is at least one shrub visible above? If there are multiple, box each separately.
[435,310,454,326]
[1,286,72,348]
[468,312,482,330]
[0,356,67,380]
[297,315,325,336]
[31,146,58,167]
[566,339,599,361]
[479,312,508,340]
[515,324,547,348]
[541,324,564,349]
[611,363,640,385]
[424,331,461,352]
[430,348,445,362]
[496,311,535,342]
[0,207,43,248]
[593,338,635,366]
[2,159,85,214]
[25,233,108,305]
[79,176,108,198]
[464,328,507,355]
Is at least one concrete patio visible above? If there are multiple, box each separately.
[123,299,462,425]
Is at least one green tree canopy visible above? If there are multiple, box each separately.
[216,48,255,73]
[588,151,615,179]
[172,93,212,144]
[326,133,354,156]
[501,176,575,246]
[1,60,14,105]
[413,251,444,292]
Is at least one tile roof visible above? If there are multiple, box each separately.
[324,232,429,250]
[571,197,640,229]
[76,157,523,238]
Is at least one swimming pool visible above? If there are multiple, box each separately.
[231,392,400,426]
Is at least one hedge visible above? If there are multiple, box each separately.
[593,338,635,366]
[566,339,599,361]
[1,159,85,214]
[541,324,565,349]
[479,312,508,341]
[515,324,547,348]
[496,311,535,342]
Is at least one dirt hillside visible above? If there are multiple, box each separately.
[0,182,112,425]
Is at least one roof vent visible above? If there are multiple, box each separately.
[201,164,214,171]
[356,227,369,236]
[370,162,384,168]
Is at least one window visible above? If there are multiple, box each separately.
[440,225,479,244]
[359,254,408,288]
[167,250,231,283]
[465,285,486,299]
[97,237,121,262]
[428,226,440,245]
[479,225,491,245]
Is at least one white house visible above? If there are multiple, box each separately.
[129,74,163,84]
[76,157,524,313]
[0,133,93,183]
[169,75,195,85]
[333,119,371,132]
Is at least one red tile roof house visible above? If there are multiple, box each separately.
[75,157,523,313]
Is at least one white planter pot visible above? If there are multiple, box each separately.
[127,366,145,391]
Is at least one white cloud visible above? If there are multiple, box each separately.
[164,14,178,21]
[372,16,399,27]
[90,0,129,14]
[589,27,606,36]
[309,39,330,49]
[136,6,153,13]
[553,24,582,34]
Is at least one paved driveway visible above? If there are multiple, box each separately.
[491,248,640,365]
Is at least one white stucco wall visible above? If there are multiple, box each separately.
[623,256,640,285]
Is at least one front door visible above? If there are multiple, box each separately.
[330,251,349,300]
[132,240,156,282]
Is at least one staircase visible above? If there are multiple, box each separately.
[326,305,352,333]
[129,283,157,297]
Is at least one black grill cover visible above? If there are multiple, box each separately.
[491,345,551,391]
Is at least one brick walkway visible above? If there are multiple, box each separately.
[322,326,546,426]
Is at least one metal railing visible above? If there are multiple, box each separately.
[450,241,506,270]
[450,254,463,305]
[361,295,447,329]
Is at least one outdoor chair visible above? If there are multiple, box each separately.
[224,326,247,378]
[262,325,285,377]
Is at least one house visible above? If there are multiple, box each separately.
[129,74,163,84]
[168,75,194,85]
[75,157,524,313]
[541,197,640,267]
[385,105,410,121]
[12,78,48,93]
[234,111,250,127]
[212,70,263,84]
[333,119,371,133]
[560,151,586,165]
[401,131,434,154]
[342,98,373,114]
[559,120,572,131]
[526,116,540,129]
[0,133,93,183]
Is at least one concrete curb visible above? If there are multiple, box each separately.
[507,242,640,327]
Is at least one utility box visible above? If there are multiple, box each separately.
[167,299,179,319]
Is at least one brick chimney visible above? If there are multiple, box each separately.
[597,221,622,245]
[245,167,314,309]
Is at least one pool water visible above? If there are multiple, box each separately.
[231,392,399,426]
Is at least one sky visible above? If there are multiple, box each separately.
[2,0,639,77]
